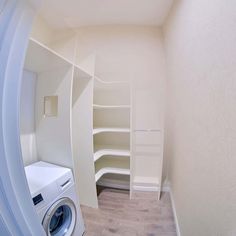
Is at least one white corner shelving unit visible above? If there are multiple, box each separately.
[93,76,131,194]
[23,36,133,208]
[23,34,164,207]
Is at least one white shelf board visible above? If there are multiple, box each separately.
[93,127,130,135]
[93,104,130,109]
[95,167,130,182]
[24,38,72,73]
[94,76,130,91]
[94,76,130,85]
[94,148,130,162]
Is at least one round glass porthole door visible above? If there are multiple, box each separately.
[42,198,77,236]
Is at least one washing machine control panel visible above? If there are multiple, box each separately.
[33,194,44,206]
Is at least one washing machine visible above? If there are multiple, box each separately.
[25,161,85,236]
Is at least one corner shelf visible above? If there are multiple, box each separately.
[94,148,130,162]
[93,74,131,194]
[93,127,130,135]
[95,167,130,182]
[93,104,130,109]
[94,76,130,85]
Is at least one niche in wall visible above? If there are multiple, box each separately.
[44,95,58,117]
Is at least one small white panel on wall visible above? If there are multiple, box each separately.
[43,95,58,117]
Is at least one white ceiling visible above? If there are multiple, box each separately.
[38,0,174,29]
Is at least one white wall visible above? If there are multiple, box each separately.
[30,15,54,45]
[20,70,37,166]
[164,0,236,235]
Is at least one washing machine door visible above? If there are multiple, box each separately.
[42,198,77,236]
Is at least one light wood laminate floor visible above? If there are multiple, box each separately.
[81,188,177,236]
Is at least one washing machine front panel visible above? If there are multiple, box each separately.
[25,162,85,236]
[42,197,77,236]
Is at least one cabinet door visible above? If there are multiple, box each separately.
[133,131,162,188]
[132,88,164,191]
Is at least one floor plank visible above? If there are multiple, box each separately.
[81,189,177,236]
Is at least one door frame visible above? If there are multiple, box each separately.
[0,0,45,235]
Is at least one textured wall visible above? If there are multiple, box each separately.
[164,0,236,235]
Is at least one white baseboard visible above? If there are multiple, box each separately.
[97,177,173,194]
[169,187,181,236]
[132,184,170,192]
[98,177,171,192]
[132,179,171,192]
